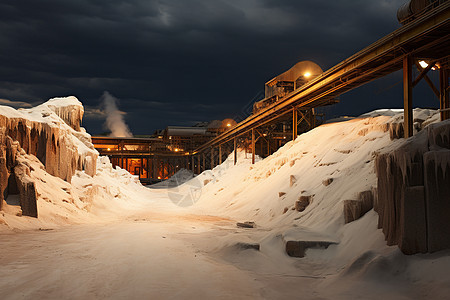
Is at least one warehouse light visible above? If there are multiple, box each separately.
[418,60,428,68]
[304,72,311,78]
[418,60,437,70]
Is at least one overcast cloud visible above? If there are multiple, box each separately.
[1,0,439,135]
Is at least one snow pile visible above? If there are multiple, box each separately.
[0,97,176,229]
[0,152,175,230]
[150,168,195,189]
[176,109,442,259]
[189,111,410,227]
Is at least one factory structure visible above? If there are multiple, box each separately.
[93,0,449,185]
[92,61,330,183]
[91,111,316,184]
[92,122,227,183]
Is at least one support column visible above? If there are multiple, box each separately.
[251,129,255,164]
[197,156,201,174]
[210,148,214,169]
[153,157,158,179]
[403,56,413,138]
[202,153,206,171]
[293,107,298,140]
[440,66,449,121]
[219,145,222,165]
[234,138,237,165]
[191,155,195,174]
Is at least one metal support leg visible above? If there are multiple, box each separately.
[403,56,413,138]
[219,144,222,165]
[293,107,298,140]
[210,148,214,169]
[234,138,237,165]
[197,156,200,174]
[440,66,449,121]
[191,155,195,174]
[251,129,255,164]
[153,157,158,179]
[202,153,205,171]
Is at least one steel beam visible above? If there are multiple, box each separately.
[440,66,449,121]
[251,129,255,164]
[197,156,200,174]
[404,56,413,138]
[211,148,214,169]
[292,108,298,140]
[219,144,222,164]
[153,157,158,179]
[413,60,436,87]
[414,61,440,98]
[202,153,205,172]
[234,138,237,165]
[192,7,449,154]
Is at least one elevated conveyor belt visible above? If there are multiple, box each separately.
[193,2,450,154]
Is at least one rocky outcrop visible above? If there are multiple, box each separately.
[0,97,98,217]
[286,240,336,258]
[375,120,450,254]
[343,190,374,224]
[295,195,312,212]
[13,157,38,217]
[46,97,84,131]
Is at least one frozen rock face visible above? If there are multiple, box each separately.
[0,97,98,216]
[375,120,450,254]
[13,153,38,217]
[46,97,84,131]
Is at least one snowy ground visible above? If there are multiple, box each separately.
[1,106,450,299]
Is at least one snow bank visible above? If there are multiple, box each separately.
[177,109,443,259]
[0,97,176,229]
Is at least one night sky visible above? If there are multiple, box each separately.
[0,0,442,135]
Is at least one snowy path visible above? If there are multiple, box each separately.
[1,211,448,300]
[0,214,321,300]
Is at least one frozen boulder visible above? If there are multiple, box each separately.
[375,120,450,254]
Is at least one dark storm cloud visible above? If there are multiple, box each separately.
[0,0,419,135]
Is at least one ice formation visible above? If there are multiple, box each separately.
[0,96,98,216]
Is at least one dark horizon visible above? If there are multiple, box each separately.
[0,0,442,135]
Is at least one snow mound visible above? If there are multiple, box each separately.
[149,168,195,188]
[184,108,441,261]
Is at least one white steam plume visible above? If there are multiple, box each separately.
[101,91,133,137]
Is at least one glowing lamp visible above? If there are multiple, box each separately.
[304,72,311,78]
[227,123,231,127]
[418,60,428,68]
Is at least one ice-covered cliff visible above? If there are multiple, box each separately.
[0,96,98,216]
